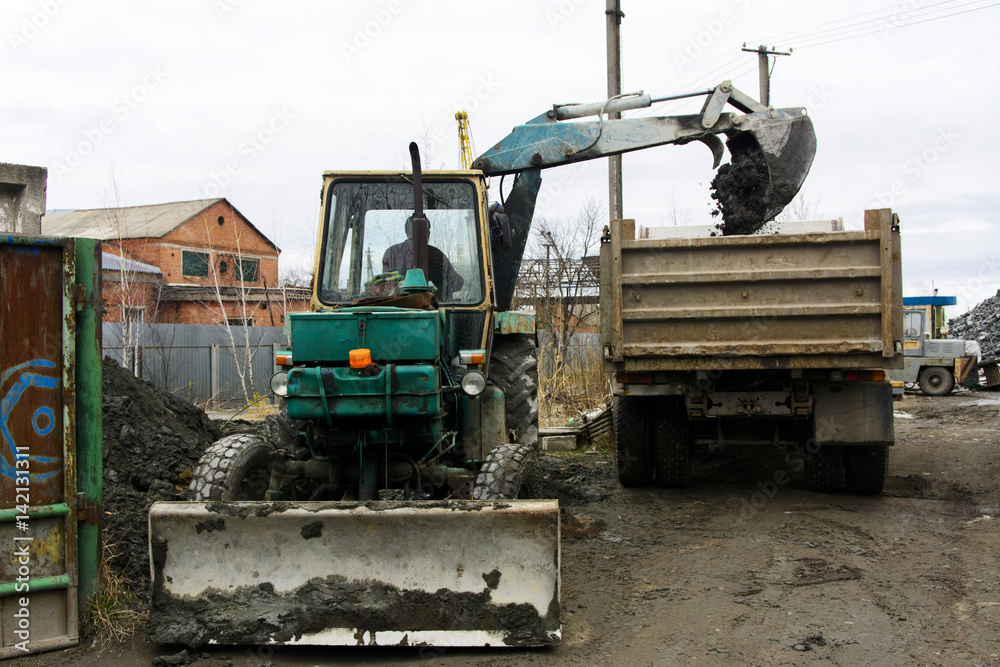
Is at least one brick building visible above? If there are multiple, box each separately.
[43,198,311,327]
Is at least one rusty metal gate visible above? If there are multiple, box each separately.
[0,237,80,657]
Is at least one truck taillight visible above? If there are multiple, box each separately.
[844,370,885,382]
[617,372,653,384]
[276,352,292,366]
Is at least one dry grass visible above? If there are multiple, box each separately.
[539,343,610,428]
[82,539,146,644]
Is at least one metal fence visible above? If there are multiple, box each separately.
[103,322,288,407]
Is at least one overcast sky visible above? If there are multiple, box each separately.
[4,0,999,317]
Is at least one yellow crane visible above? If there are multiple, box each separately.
[455,110,474,169]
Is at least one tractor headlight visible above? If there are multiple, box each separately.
[270,371,288,397]
[461,370,487,397]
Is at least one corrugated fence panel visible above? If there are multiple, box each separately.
[102,323,287,406]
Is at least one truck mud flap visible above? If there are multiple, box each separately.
[148,500,560,648]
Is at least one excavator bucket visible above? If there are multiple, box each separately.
[147,499,561,648]
[727,111,817,221]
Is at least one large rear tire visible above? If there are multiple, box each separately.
[490,335,539,451]
[918,366,954,396]
[189,434,273,501]
[473,443,538,500]
[614,395,653,487]
[844,445,889,495]
[654,397,690,488]
[804,444,844,493]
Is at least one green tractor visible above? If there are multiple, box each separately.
[147,144,561,648]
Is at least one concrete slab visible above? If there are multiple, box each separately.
[542,434,577,451]
[0,162,47,234]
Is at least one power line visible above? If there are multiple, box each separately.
[744,0,961,46]
[745,0,997,51]
[794,1,1000,48]
[627,0,995,123]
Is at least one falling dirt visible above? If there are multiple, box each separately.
[709,143,771,236]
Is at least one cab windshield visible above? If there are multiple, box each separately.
[318,179,484,305]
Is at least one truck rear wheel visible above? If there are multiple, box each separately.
[490,335,539,451]
[844,445,889,495]
[473,443,538,500]
[918,366,954,396]
[614,395,653,487]
[189,434,273,501]
[654,397,690,488]
[804,445,844,493]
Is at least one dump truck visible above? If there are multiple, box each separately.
[601,209,903,494]
[888,295,980,395]
[148,80,818,647]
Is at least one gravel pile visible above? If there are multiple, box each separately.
[948,289,1000,360]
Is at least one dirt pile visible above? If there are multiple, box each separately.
[948,289,1000,360]
[709,143,770,235]
[102,357,222,593]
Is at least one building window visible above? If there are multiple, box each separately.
[182,251,209,277]
[237,258,259,282]
[227,317,252,327]
[219,260,228,275]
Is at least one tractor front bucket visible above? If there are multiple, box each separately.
[729,110,817,221]
[147,499,561,648]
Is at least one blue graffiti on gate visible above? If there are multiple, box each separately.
[1,359,61,480]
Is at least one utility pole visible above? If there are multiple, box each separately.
[606,0,624,221]
[741,44,791,106]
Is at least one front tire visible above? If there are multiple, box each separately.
[490,335,539,451]
[918,366,954,396]
[189,434,273,501]
[473,443,538,500]
[844,445,889,495]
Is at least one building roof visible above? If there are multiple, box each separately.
[43,199,222,239]
[41,198,280,252]
[903,296,958,306]
[102,252,161,275]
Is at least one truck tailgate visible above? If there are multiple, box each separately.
[600,209,903,371]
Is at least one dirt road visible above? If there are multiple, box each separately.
[22,391,999,667]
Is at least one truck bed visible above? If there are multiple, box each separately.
[599,209,903,372]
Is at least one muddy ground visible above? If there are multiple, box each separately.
[20,390,1000,667]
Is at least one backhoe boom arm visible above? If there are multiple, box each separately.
[473,80,816,224]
